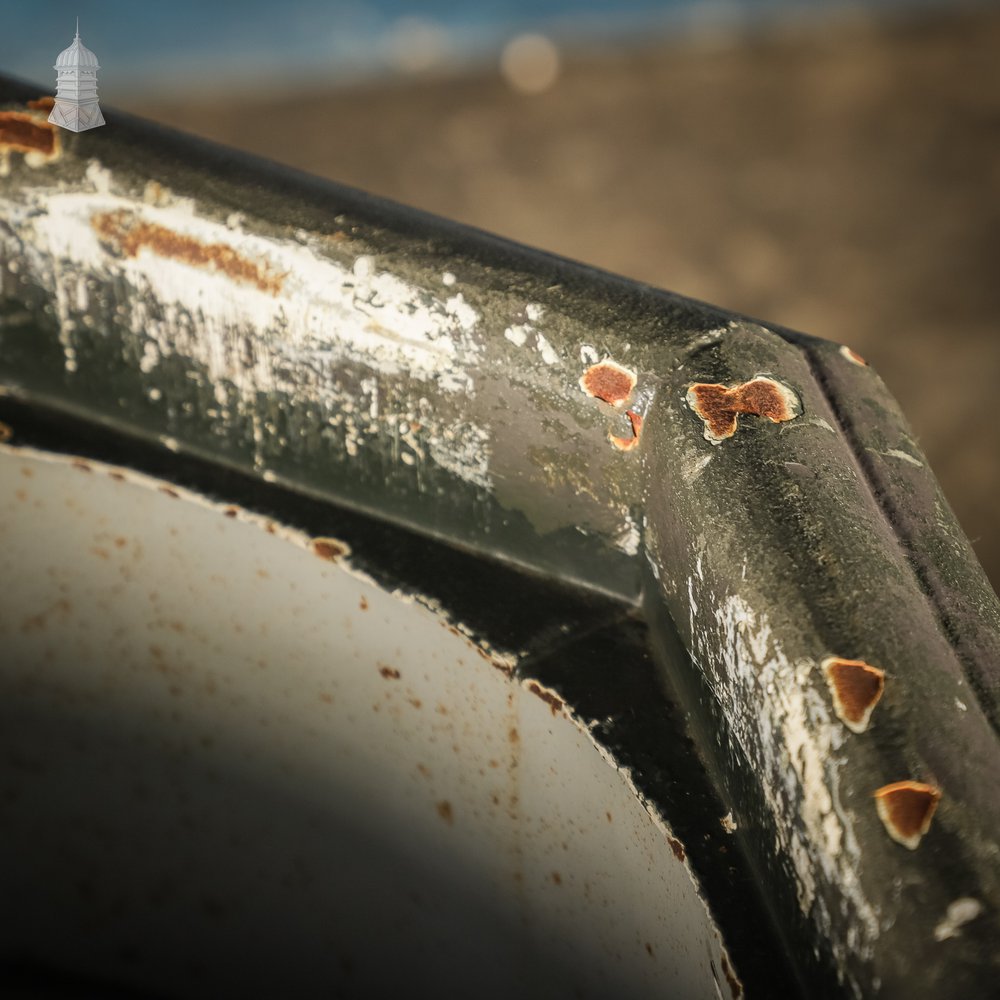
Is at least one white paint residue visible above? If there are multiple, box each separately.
[85,159,114,194]
[682,452,712,484]
[810,418,836,434]
[504,324,528,347]
[579,344,598,365]
[427,421,492,491]
[933,898,983,942]
[525,302,544,322]
[535,332,558,365]
[0,179,497,491]
[441,271,456,286]
[692,588,879,965]
[614,511,641,557]
[884,448,923,468]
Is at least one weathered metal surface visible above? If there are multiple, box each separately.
[2,72,999,997]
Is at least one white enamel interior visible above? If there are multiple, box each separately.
[0,446,732,999]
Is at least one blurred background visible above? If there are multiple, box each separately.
[3,1,998,590]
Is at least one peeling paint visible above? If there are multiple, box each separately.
[686,377,801,444]
[821,657,885,734]
[92,208,287,294]
[523,679,565,716]
[874,781,941,850]
[580,359,636,409]
[610,410,643,452]
[839,345,868,366]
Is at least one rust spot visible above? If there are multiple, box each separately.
[436,801,454,825]
[668,837,686,862]
[687,377,800,443]
[550,872,562,886]
[0,421,12,443]
[408,697,422,709]
[609,409,643,451]
[645,943,654,957]
[580,360,637,408]
[20,466,34,478]
[317,692,333,704]
[223,506,238,519]
[90,546,110,560]
[312,537,348,561]
[359,596,368,611]
[416,763,431,778]
[378,665,401,680]
[72,459,91,472]
[874,781,941,849]
[525,680,564,716]
[508,726,520,745]
[0,111,59,157]
[91,209,286,294]
[822,657,885,734]
[114,537,127,548]
[840,345,868,366]
[721,954,743,999]
[159,486,179,499]
[108,471,125,481]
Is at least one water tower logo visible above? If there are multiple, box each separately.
[48,18,105,132]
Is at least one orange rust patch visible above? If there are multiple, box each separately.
[609,409,643,451]
[223,506,239,519]
[0,111,59,157]
[668,837,686,862]
[525,680,564,716]
[874,781,941,849]
[0,421,12,443]
[378,665,401,680]
[436,801,454,825]
[580,360,636,408]
[687,377,800,443]
[721,954,743,999]
[822,657,885,734]
[91,209,286,294]
[359,596,368,611]
[312,538,348,561]
[840,345,868,366]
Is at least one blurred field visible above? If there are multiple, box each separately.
[126,7,1000,592]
